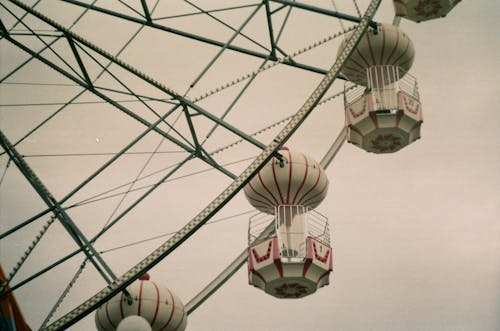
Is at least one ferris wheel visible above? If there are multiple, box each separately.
[0,0,463,330]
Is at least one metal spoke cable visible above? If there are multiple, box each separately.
[67,155,257,209]
[0,82,77,86]
[0,98,177,108]
[100,136,167,229]
[0,159,11,187]
[353,0,362,17]
[116,0,144,18]
[154,3,259,21]
[20,150,184,158]
[331,0,345,30]
[98,210,258,255]
[191,25,356,103]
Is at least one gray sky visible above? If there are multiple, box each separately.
[0,1,499,330]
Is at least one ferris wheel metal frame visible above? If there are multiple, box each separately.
[0,0,382,329]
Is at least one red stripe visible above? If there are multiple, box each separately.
[380,25,386,64]
[297,164,322,205]
[247,196,273,211]
[105,300,116,328]
[271,158,285,204]
[137,280,144,316]
[344,60,366,72]
[251,240,273,262]
[391,34,411,66]
[248,181,275,208]
[285,149,292,204]
[292,154,309,204]
[301,180,329,207]
[366,30,377,65]
[160,288,175,331]
[258,172,280,206]
[385,27,400,65]
[151,282,160,326]
[355,46,371,69]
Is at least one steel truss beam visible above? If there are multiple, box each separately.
[51,0,366,75]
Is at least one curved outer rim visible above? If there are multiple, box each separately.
[43,0,382,329]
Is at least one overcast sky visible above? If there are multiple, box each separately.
[0,1,499,330]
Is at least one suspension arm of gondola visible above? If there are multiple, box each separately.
[47,0,330,75]
[0,130,118,288]
[269,0,378,29]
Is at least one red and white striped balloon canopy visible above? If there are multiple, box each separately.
[338,23,415,86]
[95,277,187,331]
[243,148,329,214]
